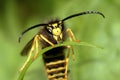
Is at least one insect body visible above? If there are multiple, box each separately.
[19,11,104,80]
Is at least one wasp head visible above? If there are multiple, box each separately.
[46,20,64,42]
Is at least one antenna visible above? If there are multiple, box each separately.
[18,24,48,43]
[62,11,105,22]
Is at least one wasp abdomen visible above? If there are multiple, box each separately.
[47,60,66,80]
[43,47,68,80]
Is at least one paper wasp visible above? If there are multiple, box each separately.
[19,11,104,80]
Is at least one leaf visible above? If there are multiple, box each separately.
[17,41,103,80]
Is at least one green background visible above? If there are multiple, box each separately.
[0,0,120,80]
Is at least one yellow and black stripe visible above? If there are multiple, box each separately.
[43,46,68,80]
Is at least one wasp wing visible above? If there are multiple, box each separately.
[21,38,34,56]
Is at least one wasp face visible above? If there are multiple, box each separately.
[46,21,64,42]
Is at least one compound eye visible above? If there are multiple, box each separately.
[46,26,52,33]
[58,21,63,30]
[59,24,62,30]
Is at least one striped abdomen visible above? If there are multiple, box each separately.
[42,46,68,80]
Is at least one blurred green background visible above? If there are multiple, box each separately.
[0,0,120,80]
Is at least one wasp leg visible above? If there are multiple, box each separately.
[65,57,69,80]
[66,28,80,42]
[33,35,40,60]
[66,28,79,61]
[71,46,75,61]
[65,45,71,79]
[40,34,55,47]
[66,45,75,60]
[65,45,75,79]
[19,35,39,72]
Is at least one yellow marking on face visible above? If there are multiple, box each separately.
[60,33,63,39]
[53,33,63,42]
[53,35,58,41]
[59,21,62,24]
[52,28,61,36]
[52,23,58,28]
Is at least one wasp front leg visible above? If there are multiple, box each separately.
[66,28,80,42]
[19,35,40,72]
[64,45,75,79]
[40,34,55,47]
[66,28,80,61]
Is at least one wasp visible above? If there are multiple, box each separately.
[19,11,105,80]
